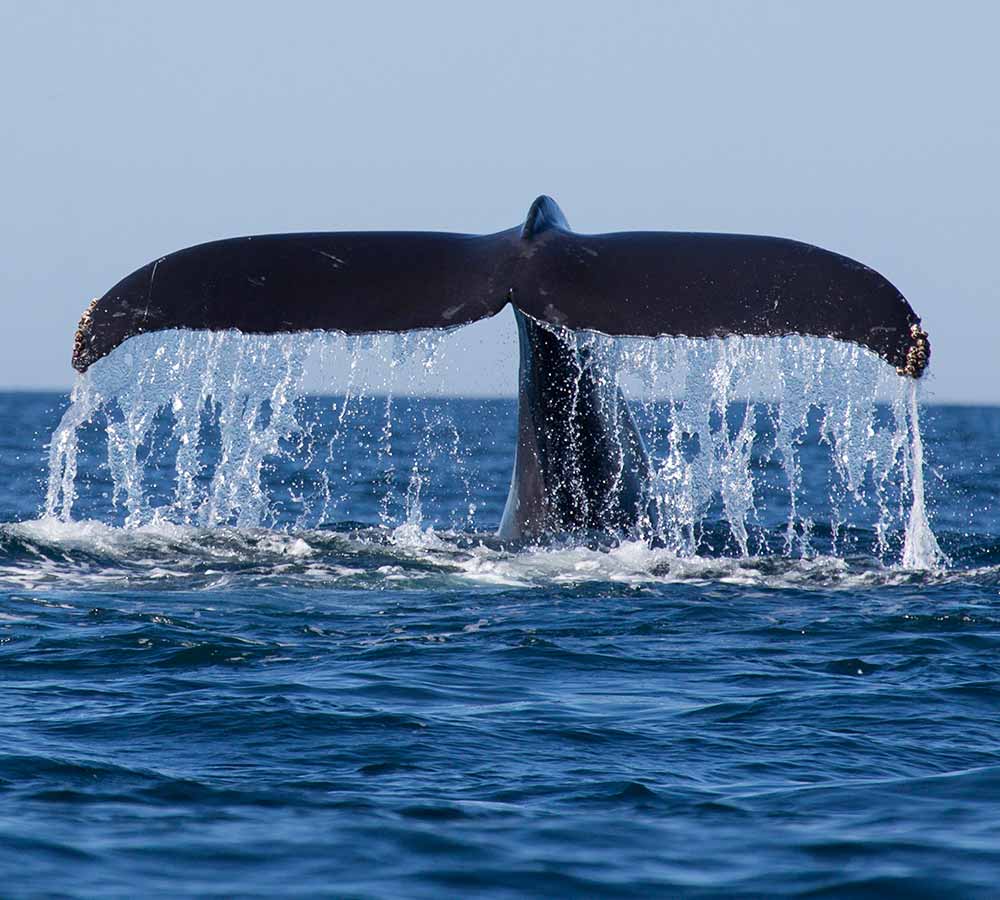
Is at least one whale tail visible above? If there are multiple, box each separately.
[72,194,929,377]
[68,195,932,541]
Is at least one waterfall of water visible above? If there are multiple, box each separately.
[45,327,944,568]
[901,381,944,568]
[614,333,943,566]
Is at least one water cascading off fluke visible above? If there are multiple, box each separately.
[45,328,943,569]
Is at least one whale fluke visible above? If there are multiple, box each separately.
[72,195,929,378]
[68,196,932,543]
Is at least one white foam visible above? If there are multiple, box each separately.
[0,518,965,595]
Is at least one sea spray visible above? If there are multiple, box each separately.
[45,326,942,567]
[902,381,945,569]
[48,331,320,527]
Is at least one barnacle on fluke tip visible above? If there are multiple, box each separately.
[897,323,931,378]
[72,297,100,373]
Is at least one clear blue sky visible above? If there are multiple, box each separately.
[2,1,997,401]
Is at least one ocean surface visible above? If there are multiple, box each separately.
[2,380,999,898]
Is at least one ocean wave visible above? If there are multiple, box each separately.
[1,517,995,595]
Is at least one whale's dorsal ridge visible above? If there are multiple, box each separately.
[520,195,571,240]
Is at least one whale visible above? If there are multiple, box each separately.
[70,195,930,542]
[499,306,660,541]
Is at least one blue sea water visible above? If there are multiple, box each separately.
[2,383,1000,898]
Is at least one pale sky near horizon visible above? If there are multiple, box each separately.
[1,1,997,401]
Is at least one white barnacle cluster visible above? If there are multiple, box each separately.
[897,323,930,378]
[72,297,100,367]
